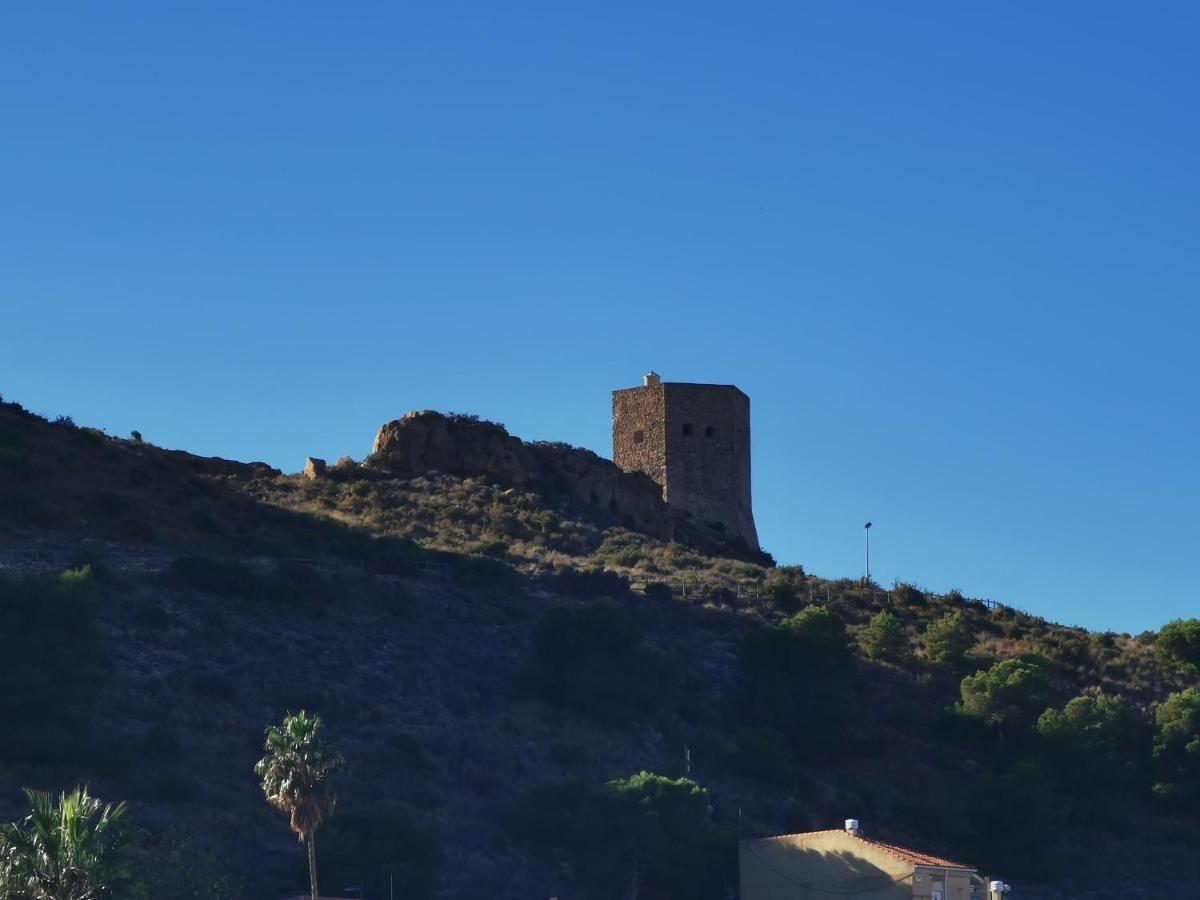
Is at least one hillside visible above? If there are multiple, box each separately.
[1,396,1199,899]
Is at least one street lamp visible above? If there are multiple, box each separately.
[863,522,872,584]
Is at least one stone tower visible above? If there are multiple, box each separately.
[612,372,758,549]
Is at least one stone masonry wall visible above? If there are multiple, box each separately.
[612,380,758,549]
[612,383,667,487]
[663,384,757,548]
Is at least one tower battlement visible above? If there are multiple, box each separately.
[612,373,758,549]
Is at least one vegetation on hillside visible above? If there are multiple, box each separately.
[0,568,106,767]
[2,397,1200,896]
[505,771,731,899]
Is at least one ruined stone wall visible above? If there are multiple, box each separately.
[611,380,758,550]
[662,384,757,548]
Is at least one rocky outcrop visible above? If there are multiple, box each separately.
[370,411,677,542]
[303,457,327,480]
[372,413,530,485]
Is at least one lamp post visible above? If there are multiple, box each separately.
[863,522,872,584]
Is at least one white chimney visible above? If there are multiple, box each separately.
[643,371,661,387]
[844,819,861,836]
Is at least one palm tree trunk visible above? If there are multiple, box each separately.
[307,830,319,900]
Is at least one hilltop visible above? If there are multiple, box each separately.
[1,396,1198,899]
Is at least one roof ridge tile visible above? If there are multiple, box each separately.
[743,829,972,870]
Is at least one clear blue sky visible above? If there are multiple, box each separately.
[2,3,1197,634]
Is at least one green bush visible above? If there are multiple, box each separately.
[994,607,1039,640]
[593,532,651,568]
[529,509,558,533]
[521,600,684,721]
[583,772,729,897]
[741,608,850,698]
[738,607,852,757]
[762,577,796,609]
[762,566,805,610]
[1155,619,1200,675]
[890,581,925,607]
[575,772,731,899]
[1091,631,1117,651]
[923,611,974,668]
[857,610,912,665]
[1153,688,1200,802]
[0,567,107,764]
[509,772,732,900]
[960,658,1051,733]
[1035,631,1092,670]
[1036,693,1149,784]
[782,605,852,665]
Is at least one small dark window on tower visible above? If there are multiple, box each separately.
[704,426,715,438]
[633,430,644,443]
[681,423,693,436]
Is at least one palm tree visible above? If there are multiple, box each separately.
[254,711,344,900]
[0,786,129,900]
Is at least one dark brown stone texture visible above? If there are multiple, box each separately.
[612,378,758,549]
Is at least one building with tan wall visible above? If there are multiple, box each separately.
[740,821,1006,900]
[612,373,758,549]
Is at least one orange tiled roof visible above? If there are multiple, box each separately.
[752,829,973,870]
[855,835,971,869]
